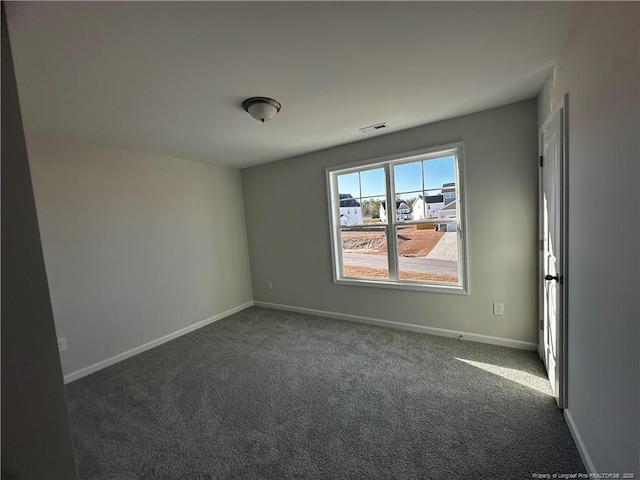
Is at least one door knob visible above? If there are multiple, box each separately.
[545,274,560,282]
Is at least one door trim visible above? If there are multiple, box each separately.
[538,93,569,409]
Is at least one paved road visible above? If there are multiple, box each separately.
[343,252,458,275]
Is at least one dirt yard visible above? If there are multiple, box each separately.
[341,226,458,282]
[343,265,458,283]
[341,226,444,257]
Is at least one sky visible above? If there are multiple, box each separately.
[337,155,455,199]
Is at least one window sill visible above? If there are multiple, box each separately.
[334,277,469,295]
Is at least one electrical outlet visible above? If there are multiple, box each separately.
[493,302,504,316]
[57,337,68,352]
[267,281,273,290]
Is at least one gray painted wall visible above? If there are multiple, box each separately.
[1,7,78,477]
[27,136,254,377]
[538,2,639,474]
[243,100,539,344]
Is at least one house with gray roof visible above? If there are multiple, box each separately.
[412,194,445,220]
[339,194,363,225]
[379,200,411,222]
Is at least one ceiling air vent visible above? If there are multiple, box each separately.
[359,122,387,134]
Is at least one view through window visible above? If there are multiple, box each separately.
[328,144,466,292]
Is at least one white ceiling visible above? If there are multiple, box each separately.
[6,2,583,169]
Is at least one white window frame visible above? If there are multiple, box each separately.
[326,142,469,294]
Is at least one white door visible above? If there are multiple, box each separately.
[540,104,566,408]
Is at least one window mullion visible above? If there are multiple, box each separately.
[385,164,399,280]
[421,159,426,217]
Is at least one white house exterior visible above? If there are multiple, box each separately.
[437,200,457,231]
[339,194,363,225]
[380,201,411,222]
[412,194,445,220]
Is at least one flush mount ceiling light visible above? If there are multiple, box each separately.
[242,97,281,123]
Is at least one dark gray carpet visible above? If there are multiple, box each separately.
[66,307,584,479]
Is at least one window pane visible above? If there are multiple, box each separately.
[337,172,360,198]
[394,161,422,194]
[413,191,444,220]
[396,225,459,283]
[341,227,388,280]
[360,196,386,223]
[360,168,385,197]
[396,193,420,222]
[423,156,456,191]
[380,198,413,223]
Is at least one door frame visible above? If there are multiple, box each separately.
[538,93,569,409]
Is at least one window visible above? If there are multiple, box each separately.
[327,143,467,294]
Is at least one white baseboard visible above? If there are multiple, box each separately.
[564,408,596,473]
[65,300,537,384]
[63,301,254,384]
[253,301,538,351]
